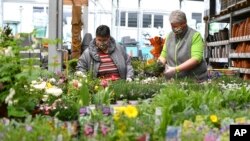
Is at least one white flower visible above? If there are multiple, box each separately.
[31,80,37,84]
[75,71,87,78]
[32,82,46,90]
[45,87,63,97]
[49,78,56,83]
[42,95,49,101]
[5,88,15,104]
[4,47,14,57]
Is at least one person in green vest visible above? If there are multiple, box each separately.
[158,10,208,81]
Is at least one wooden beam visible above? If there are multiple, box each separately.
[63,0,88,6]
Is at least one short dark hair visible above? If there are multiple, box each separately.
[96,25,110,37]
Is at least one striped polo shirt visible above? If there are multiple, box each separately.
[97,51,120,81]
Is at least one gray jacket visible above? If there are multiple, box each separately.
[166,27,208,81]
[76,37,134,79]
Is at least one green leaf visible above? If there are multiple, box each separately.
[7,106,29,117]
[78,80,90,106]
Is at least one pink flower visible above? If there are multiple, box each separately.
[73,80,79,88]
[100,79,109,88]
[101,124,109,136]
[111,75,116,81]
[84,124,94,136]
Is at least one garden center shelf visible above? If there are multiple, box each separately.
[208,6,250,23]
[230,35,250,43]
[229,53,250,58]
[209,58,228,63]
[229,67,250,74]
[206,40,229,46]
[205,4,250,78]
[206,36,250,47]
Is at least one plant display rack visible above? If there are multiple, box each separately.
[204,1,250,79]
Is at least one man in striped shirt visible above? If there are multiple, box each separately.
[76,25,134,81]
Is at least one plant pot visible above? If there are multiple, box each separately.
[129,100,138,105]
[136,134,148,141]
[116,100,126,106]
[0,102,8,118]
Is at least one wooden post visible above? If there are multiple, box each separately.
[70,0,88,59]
[71,4,82,59]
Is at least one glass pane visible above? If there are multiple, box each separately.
[192,13,202,23]
[128,12,137,27]
[120,12,126,26]
[143,14,151,28]
[34,26,46,38]
[154,15,163,28]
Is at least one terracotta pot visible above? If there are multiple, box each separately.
[136,134,148,141]
[246,43,250,52]
[244,18,249,36]
[235,44,241,53]
[239,21,245,37]
[238,60,242,68]
[232,24,237,37]
[242,42,246,53]
[0,102,8,118]
[247,17,250,35]
[243,74,250,80]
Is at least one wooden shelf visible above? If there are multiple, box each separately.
[229,53,250,58]
[229,67,250,74]
[209,58,228,63]
[209,14,230,23]
[229,36,250,43]
[206,40,229,46]
[209,7,250,23]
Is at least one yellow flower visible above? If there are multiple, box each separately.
[117,122,126,131]
[113,106,126,121]
[183,120,193,129]
[114,106,126,113]
[210,115,218,123]
[113,113,120,121]
[46,82,53,88]
[195,115,204,123]
[235,117,246,124]
[124,105,138,118]
[117,129,124,137]
[94,85,99,91]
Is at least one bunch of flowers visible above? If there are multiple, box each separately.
[149,36,165,59]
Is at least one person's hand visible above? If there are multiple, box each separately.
[126,78,133,82]
[75,71,87,78]
[164,65,176,79]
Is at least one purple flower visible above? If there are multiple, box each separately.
[2,118,10,126]
[25,125,33,132]
[204,132,218,141]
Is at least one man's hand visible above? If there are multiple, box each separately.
[164,65,176,79]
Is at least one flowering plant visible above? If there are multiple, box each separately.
[149,36,165,59]
[0,116,71,141]
[111,105,151,140]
